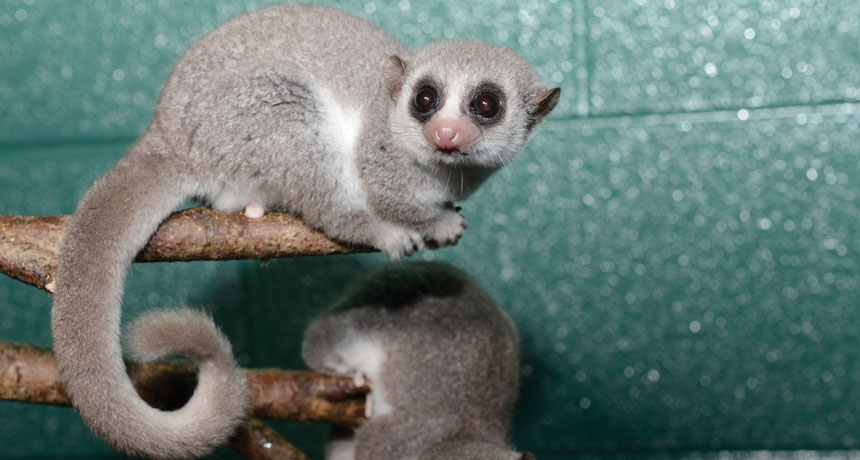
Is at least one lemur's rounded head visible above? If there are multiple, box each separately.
[385,40,560,169]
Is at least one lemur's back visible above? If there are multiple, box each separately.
[156,3,408,132]
[380,283,521,434]
[302,262,523,459]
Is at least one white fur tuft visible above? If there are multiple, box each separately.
[318,89,368,212]
[327,331,393,417]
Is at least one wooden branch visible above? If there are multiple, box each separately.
[0,208,374,457]
[0,206,374,292]
[0,338,365,458]
[231,419,311,460]
[0,339,368,427]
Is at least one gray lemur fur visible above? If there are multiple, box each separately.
[52,3,559,458]
[302,262,532,460]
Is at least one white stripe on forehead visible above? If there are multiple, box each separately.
[436,77,467,120]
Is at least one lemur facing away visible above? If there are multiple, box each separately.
[303,262,531,460]
[52,3,559,458]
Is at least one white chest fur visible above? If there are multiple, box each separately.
[318,88,368,212]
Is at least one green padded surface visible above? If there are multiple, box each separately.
[0,0,575,144]
[2,1,860,459]
[586,1,860,115]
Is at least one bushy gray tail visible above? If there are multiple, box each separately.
[51,131,247,459]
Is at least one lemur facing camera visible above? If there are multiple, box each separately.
[52,3,558,458]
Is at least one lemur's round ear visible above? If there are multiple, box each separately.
[384,55,409,100]
[527,86,561,129]
[520,452,537,460]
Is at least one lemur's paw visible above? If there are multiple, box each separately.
[376,225,424,260]
[426,210,467,249]
[353,370,366,387]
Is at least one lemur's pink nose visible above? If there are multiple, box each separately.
[424,117,481,152]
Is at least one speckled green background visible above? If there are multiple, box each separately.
[2,1,860,459]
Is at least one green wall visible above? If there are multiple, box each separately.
[2,0,860,458]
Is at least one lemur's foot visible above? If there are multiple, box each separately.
[365,393,373,418]
[353,370,373,418]
[244,202,266,218]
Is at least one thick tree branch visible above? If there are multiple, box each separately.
[0,206,374,292]
[0,339,367,458]
[0,339,367,427]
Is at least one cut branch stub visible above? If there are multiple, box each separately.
[0,339,368,427]
[0,207,375,292]
[0,214,67,294]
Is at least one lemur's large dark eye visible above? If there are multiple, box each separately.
[414,87,438,113]
[471,91,501,119]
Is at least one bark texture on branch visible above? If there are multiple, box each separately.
[0,206,374,292]
[230,419,311,460]
[0,339,367,427]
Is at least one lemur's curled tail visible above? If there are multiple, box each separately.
[51,132,248,459]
